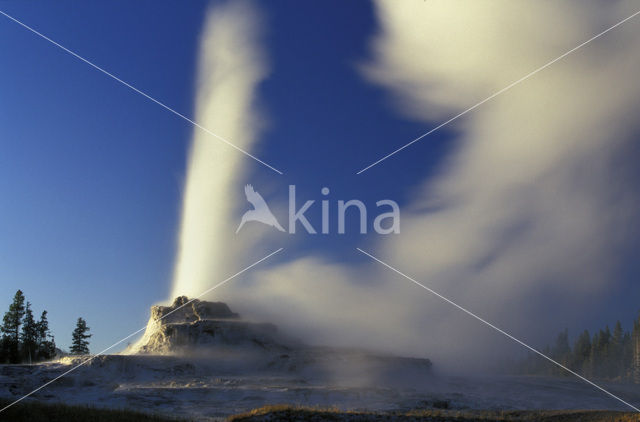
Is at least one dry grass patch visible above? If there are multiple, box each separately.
[228,405,640,422]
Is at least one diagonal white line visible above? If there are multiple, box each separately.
[0,9,283,175]
[0,247,284,414]
[356,247,640,413]
[356,8,640,175]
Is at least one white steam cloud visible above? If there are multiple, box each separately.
[226,0,640,370]
[171,1,267,299]
[367,0,640,344]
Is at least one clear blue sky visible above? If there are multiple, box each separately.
[1,0,639,352]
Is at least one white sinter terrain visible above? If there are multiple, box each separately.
[0,298,637,420]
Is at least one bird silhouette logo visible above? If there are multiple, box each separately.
[236,184,285,233]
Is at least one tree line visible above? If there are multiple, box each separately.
[517,315,640,382]
[0,290,92,364]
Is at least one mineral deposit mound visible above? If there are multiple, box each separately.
[128,296,293,355]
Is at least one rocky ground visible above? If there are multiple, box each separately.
[3,353,640,420]
[2,299,639,421]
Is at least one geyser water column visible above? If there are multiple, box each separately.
[171,1,267,299]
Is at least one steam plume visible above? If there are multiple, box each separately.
[226,0,640,369]
[171,1,267,299]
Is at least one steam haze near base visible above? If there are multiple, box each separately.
[171,0,640,372]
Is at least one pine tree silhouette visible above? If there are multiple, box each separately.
[70,317,91,355]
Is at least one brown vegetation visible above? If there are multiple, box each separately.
[228,405,640,422]
[0,399,191,422]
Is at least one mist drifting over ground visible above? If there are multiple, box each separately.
[170,0,640,372]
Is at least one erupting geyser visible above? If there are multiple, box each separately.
[171,1,268,298]
[128,1,270,357]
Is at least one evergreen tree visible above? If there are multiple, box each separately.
[611,321,624,378]
[1,290,26,363]
[36,310,48,343]
[600,326,611,377]
[552,329,571,375]
[572,330,591,373]
[633,314,640,383]
[590,329,603,378]
[553,329,571,359]
[517,313,640,382]
[70,317,91,355]
[587,327,612,378]
[591,331,599,376]
[20,302,38,363]
[0,336,7,363]
[623,331,633,379]
[36,310,56,360]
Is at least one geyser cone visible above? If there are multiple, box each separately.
[126,297,288,355]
